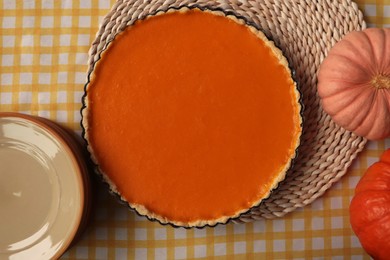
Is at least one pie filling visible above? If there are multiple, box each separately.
[84,9,302,226]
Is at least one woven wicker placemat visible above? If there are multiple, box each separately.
[85,0,367,222]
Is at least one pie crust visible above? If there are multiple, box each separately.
[81,7,302,227]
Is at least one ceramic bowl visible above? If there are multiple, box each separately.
[0,112,91,259]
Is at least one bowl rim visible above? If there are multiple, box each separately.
[0,112,89,257]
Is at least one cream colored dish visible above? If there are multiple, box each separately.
[0,113,89,259]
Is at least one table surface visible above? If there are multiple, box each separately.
[1,0,389,259]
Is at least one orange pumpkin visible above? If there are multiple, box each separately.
[318,28,390,140]
[349,149,390,259]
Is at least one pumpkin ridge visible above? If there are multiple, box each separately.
[379,87,390,117]
[317,76,370,101]
[340,35,377,75]
[355,160,390,193]
[321,81,371,97]
[351,191,390,222]
[353,89,380,136]
[321,83,367,121]
[322,82,369,108]
[361,214,390,259]
[382,90,390,106]
[349,193,386,235]
[337,85,375,130]
[358,31,380,74]
[331,52,375,79]
[354,89,381,136]
[372,89,390,131]
[377,29,389,73]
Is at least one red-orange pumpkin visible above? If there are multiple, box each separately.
[318,28,390,140]
[349,149,390,259]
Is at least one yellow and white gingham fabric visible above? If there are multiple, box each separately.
[1,0,389,259]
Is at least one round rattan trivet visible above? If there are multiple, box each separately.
[84,0,367,222]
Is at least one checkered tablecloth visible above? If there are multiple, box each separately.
[1,0,389,259]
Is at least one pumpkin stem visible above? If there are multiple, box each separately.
[371,74,390,89]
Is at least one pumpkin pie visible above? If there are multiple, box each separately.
[82,8,302,227]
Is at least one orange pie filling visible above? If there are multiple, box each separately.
[83,9,302,227]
